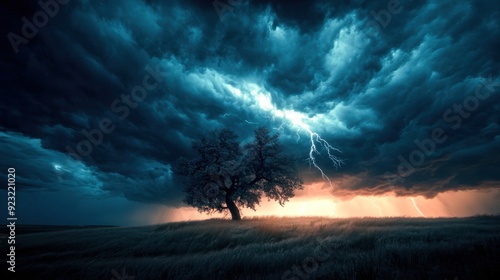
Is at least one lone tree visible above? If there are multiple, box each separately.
[175,127,303,220]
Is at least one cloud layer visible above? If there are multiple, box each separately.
[1,0,499,208]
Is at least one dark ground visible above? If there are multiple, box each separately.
[1,216,499,279]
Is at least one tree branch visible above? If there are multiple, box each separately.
[248,176,264,186]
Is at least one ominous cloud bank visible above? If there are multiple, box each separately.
[1,0,499,210]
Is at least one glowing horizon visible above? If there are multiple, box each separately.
[143,185,500,224]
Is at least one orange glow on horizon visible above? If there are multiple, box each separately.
[143,184,500,224]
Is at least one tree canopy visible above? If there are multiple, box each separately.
[175,127,303,220]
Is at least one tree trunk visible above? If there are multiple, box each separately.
[225,194,241,220]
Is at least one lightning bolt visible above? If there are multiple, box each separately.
[364,197,383,216]
[295,128,301,143]
[273,121,286,131]
[410,197,426,217]
[269,109,343,187]
[245,120,259,125]
[305,130,343,186]
[219,75,343,186]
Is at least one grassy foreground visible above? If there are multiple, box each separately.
[2,216,500,279]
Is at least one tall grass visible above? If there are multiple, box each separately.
[2,216,499,279]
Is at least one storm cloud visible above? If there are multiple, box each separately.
[1,0,499,212]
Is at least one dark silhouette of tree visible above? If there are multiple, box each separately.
[175,127,303,220]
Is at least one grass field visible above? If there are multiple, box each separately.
[2,216,500,279]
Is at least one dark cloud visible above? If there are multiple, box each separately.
[1,0,499,218]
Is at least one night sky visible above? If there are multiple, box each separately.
[1,0,499,225]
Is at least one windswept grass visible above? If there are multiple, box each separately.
[2,216,499,279]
